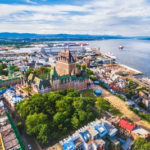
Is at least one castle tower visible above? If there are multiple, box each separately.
[56,49,76,76]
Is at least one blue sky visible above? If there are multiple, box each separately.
[0,0,150,36]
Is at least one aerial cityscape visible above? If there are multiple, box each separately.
[1,0,150,150]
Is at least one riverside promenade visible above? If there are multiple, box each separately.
[91,85,150,131]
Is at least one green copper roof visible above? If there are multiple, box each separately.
[59,74,88,84]
[50,67,59,81]
[59,75,71,84]
[39,80,51,89]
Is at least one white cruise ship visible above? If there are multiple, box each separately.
[104,52,116,60]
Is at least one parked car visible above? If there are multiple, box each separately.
[28,144,32,150]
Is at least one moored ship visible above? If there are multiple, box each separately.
[119,45,124,50]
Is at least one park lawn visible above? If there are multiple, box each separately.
[81,89,96,98]
[108,105,123,117]
[81,90,123,117]
[131,108,150,123]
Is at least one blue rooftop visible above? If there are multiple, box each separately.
[9,87,15,91]
[93,81,100,85]
[94,123,108,138]
[0,89,6,94]
[94,89,102,96]
[79,130,91,143]
[62,140,76,150]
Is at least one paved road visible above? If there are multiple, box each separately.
[14,113,42,150]
[91,85,150,131]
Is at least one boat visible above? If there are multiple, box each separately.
[104,52,116,60]
[119,45,124,50]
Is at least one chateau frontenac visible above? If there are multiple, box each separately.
[23,49,89,93]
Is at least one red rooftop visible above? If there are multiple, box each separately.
[119,118,136,132]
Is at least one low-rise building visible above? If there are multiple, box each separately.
[3,88,23,110]
[0,89,6,99]
[94,122,108,139]
[62,136,84,150]
[58,119,119,150]
[119,118,150,139]
[142,98,150,110]
[0,64,22,88]
[132,127,150,139]
[121,138,133,150]
[93,139,105,150]
[139,90,149,98]
[119,118,136,133]
[0,109,23,150]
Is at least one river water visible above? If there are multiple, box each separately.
[88,39,150,77]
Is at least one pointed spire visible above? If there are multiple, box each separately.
[53,67,58,78]
[50,67,59,80]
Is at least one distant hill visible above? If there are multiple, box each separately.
[0,32,149,40]
[0,32,130,40]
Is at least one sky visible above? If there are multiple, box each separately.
[0,0,150,36]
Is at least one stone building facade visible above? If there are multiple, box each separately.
[56,49,76,76]
[23,49,89,93]
[0,65,22,88]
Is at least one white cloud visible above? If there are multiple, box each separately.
[0,0,150,36]
[26,0,37,5]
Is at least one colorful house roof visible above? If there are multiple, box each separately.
[79,130,91,143]
[119,119,136,132]
[62,139,76,150]
[94,122,108,138]
[0,89,6,95]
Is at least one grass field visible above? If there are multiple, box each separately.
[81,89,96,98]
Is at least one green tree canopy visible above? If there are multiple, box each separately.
[16,88,98,144]
[26,113,49,144]
[96,97,110,114]
[82,65,86,70]
[133,138,150,150]
[0,63,8,76]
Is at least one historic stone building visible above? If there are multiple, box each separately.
[23,49,89,93]
[56,49,76,76]
[0,65,22,88]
